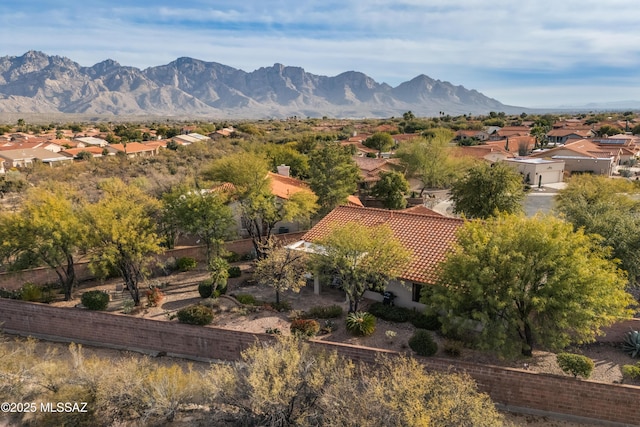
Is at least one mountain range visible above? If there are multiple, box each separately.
[0,51,527,119]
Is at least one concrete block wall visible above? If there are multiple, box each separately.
[0,299,639,425]
[0,232,307,291]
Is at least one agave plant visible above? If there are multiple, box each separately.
[623,330,640,358]
[345,311,376,336]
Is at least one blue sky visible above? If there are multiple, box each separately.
[2,0,640,108]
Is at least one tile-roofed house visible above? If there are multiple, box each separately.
[489,126,530,141]
[546,128,594,145]
[267,171,314,200]
[61,146,106,159]
[352,157,404,194]
[0,147,74,168]
[530,139,615,175]
[451,145,512,163]
[486,136,536,156]
[0,141,46,151]
[454,129,490,142]
[74,136,108,147]
[401,205,443,217]
[108,143,159,157]
[293,205,463,309]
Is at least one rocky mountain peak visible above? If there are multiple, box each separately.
[0,51,523,118]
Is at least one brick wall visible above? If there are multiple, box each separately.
[0,232,307,291]
[0,299,638,426]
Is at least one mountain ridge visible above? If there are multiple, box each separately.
[0,50,527,118]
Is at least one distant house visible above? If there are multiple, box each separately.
[530,139,615,176]
[486,136,536,156]
[0,147,74,168]
[454,129,490,142]
[489,126,530,141]
[353,156,403,194]
[61,146,106,159]
[74,136,108,147]
[108,142,159,157]
[171,133,210,146]
[288,205,463,309]
[594,135,640,165]
[211,127,236,139]
[546,129,594,145]
[451,145,512,163]
[503,158,565,187]
[214,166,323,239]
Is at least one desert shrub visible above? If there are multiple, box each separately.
[556,353,594,379]
[265,327,281,335]
[145,287,164,307]
[306,304,343,319]
[176,256,197,272]
[622,330,640,358]
[409,329,438,357]
[235,293,258,305]
[122,299,135,314]
[409,311,441,331]
[622,362,640,381]
[198,278,214,298]
[20,283,43,302]
[289,309,305,320]
[269,300,291,312]
[444,340,464,357]
[321,319,337,334]
[227,265,242,278]
[368,302,409,322]
[81,290,110,311]
[0,287,21,299]
[177,304,214,325]
[225,251,241,263]
[290,319,320,337]
[346,311,376,336]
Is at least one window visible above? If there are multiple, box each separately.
[412,283,423,302]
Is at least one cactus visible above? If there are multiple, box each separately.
[622,330,640,358]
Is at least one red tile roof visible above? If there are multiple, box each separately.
[109,142,158,153]
[401,205,443,217]
[267,172,314,200]
[302,206,462,284]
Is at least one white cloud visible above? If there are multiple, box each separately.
[1,1,640,106]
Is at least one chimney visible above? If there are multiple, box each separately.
[276,164,290,177]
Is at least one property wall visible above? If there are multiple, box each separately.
[556,156,613,175]
[0,232,307,291]
[1,299,638,426]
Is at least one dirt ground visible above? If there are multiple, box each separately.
[46,265,640,426]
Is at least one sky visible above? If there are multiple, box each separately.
[1,0,640,109]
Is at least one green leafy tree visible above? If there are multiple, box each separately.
[450,162,525,219]
[395,129,469,194]
[309,143,360,213]
[308,142,360,214]
[253,241,308,304]
[86,178,162,306]
[597,124,622,137]
[206,152,318,258]
[0,185,88,300]
[163,188,234,265]
[370,171,410,209]
[555,174,640,284]
[428,214,634,357]
[363,132,394,157]
[530,124,549,148]
[261,143,309,178]
[314,222,411,312]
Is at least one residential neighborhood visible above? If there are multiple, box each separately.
[0,112,639,426]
